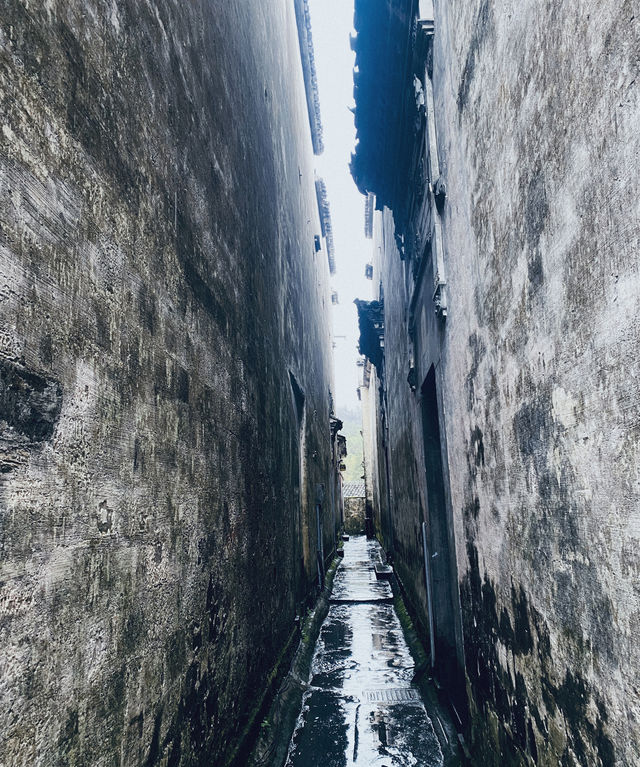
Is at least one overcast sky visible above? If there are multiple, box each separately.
[309,0,372,414]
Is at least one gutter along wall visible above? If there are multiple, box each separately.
[352,0,640,764]
[0,1,337,764]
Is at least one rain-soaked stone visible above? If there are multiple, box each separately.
[286,536,444,766]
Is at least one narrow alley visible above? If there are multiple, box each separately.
[0,0,638,765]
[286,536,457,766]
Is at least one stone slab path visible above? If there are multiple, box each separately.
[285,536,445,766]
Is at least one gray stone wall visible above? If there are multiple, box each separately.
[370,0,640,764]
[359,361,377,520]
[370,212,436,643]
[431,0,640,763]
[364,0,640,765]
[0,2,335,765]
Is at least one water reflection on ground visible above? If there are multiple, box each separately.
[285,536,444,767]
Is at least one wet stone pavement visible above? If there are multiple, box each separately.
[286,536,444,766]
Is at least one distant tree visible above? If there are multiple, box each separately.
[339,406,364,483]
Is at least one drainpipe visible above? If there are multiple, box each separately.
[422,521,436,668]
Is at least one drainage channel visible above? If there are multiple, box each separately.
[284,535,456,766]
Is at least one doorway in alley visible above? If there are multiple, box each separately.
[420,366,461,694]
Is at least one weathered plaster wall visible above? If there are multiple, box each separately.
[368,213,434,640]
[359,361,377,520]
[0,2,335,765]
[430,0,640,763]
[359,0,639,763]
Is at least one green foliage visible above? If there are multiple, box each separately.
[338,406,364,483]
